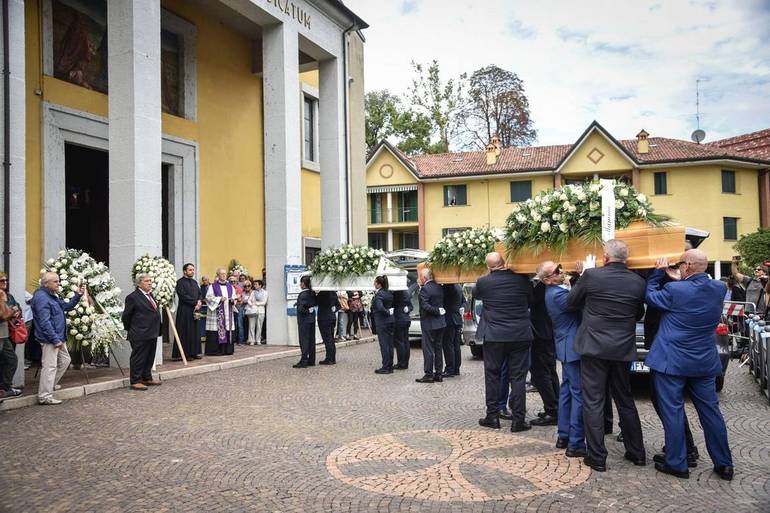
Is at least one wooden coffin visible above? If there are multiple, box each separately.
[501,221,686,273]
[416,262,487,285]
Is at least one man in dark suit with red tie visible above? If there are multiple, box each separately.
[122,273,163,391]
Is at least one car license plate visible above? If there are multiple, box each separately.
[630,361,650,373]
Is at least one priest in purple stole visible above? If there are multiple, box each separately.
[204,268,236,356]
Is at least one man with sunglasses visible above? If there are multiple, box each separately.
[645,250,734,481]
[567,239,646,472]
[540,261,586,457]
[730,258,767,312]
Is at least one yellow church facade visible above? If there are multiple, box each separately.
[6,0,368,346]
[367,122,770,274]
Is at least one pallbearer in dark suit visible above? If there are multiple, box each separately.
[567,240,646,472]
[122,273,162,391]
[316,290,340,365]
[392,288,412,369]
[173,263,202,361]
[416,268,446,383]
[441,284,464,377]
[529,273,560,426]
[293,276,317,368]
[372,276,395,374]
[475,252,533,432]
[645,250,734,481]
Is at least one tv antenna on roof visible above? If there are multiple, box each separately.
[691,78,709,144]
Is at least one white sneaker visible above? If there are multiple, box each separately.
[54,385,61,391]
[39,397,62,405]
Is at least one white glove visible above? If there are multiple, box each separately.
[439,307,446,315]
[582,254,597,273]
[403,306,409,313]
[310,307,317,314]
[331,306,337,313]
[388,308,394,315]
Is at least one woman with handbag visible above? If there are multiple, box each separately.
[0,272,22,399]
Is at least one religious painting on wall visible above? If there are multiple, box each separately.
[161,29,182,116]
[52,0,108,93]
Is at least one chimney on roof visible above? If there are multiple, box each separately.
[486,136,501,165]
[636,129,650,154]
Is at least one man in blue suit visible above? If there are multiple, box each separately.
[645,249,734,480]
[541,261,585,457]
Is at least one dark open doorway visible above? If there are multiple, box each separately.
[162,163,171,260]
[65,144,109,264]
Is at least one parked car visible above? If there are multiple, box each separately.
[629,312,729,392]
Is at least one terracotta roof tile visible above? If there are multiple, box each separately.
[410,144,571,178]
[707,128,770,161]
[375,126,770,179]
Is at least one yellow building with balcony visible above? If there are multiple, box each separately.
[366,122,770,275]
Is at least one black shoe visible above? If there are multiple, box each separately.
[499,409,513,421]
[530,414,558,426]
[566,447,587,458]
[654,462,689,478]
[604,423,614,435]
[653,453,697,468]
[441,372,455,378]
[319,360,332,365]
[713,465,734,481]
[479,414,501,429]
[537,411,547,418]
[616,432,624,443]
[307,363,315,367]
[624,452,646,466]
[192,355,202,360]
[374,368,393,374]
[433,376,443,382]
[583,456,607,472]
[292,362,308,368]
[395,365,408,370]
[415,375,434,383]
[510,421,531,433]
[556,437,568,449]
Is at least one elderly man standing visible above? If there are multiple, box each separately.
[646,250,734,480]
[122,274,162,391]
[476,252,533,432]
[31,272,83,405]
[416,268,446,383]
[568,240,646,472]
[541,262,585,456]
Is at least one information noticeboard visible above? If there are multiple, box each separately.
[284,264,306,301]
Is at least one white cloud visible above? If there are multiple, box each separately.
[353,0,770,146]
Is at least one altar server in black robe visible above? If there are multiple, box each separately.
[173,263,202,360]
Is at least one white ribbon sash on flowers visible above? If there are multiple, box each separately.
[600,179,616,242]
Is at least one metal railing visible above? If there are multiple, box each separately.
[370,207,418,224]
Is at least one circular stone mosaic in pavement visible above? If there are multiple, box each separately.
[326,429,591,502]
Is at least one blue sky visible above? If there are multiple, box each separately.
[353,0,770,146]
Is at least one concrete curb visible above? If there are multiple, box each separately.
[0,336,376,412]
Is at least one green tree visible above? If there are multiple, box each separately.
[408,60,467,153]
[365,90,433,156]
[734,228,770,271]
[462,65,537,150]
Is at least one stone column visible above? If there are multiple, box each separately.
[108,0,162,364]
[263,23,301,346]
[387,229,393,252]
[1,0,26,386]
[107,0,162,281]
[319,56,348,248]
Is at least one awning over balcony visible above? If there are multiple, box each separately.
[367,184,418,194]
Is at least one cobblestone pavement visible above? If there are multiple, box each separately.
[1,342,768,512]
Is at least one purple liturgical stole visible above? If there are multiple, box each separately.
[212,281,234,345]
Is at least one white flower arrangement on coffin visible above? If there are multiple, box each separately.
[427,227,500,271]
[227,259,249,278]
[131,255,177,309]
[42,249,124,356]
[308,244,408,291]
[503,181,668,255]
